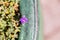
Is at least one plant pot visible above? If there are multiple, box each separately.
[18,0,39,40]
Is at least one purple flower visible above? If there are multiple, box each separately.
[19,16,28,24]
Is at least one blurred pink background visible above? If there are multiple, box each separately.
[40,0,60,40]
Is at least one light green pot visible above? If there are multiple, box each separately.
[18,0,41,40]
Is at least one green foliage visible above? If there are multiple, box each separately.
[0,0,21,40]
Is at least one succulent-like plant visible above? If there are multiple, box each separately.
[0,0,21,40]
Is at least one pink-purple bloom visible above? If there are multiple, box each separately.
[19,16,28,24]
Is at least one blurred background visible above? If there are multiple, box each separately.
[40,0,60,40]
